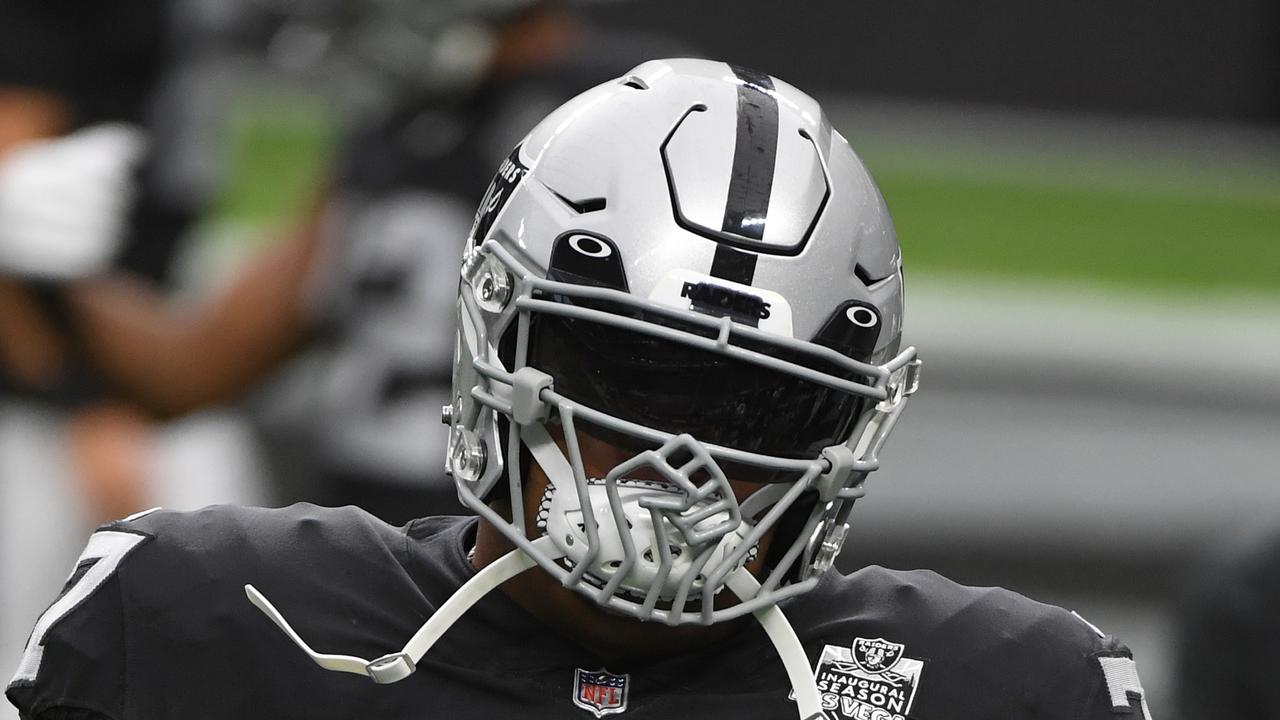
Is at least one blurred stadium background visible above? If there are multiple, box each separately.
[3,1,1278,717]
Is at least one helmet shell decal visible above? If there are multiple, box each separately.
[470,144,528,245]
[548,231,629,291]
[649,268,794,337]
[811,300,883,362]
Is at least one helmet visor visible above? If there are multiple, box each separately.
[524,293,871,472]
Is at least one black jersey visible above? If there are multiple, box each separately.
[1173,527,1280,718]
[7,505,1150,720]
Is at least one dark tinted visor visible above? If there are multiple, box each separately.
[524,294,870,470]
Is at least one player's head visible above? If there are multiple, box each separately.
[446,58,920,626]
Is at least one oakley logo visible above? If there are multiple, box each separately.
[845,305,879,328]
[568,234,612,258]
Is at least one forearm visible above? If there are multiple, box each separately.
[0,88,72,387]
[66,229,319,416]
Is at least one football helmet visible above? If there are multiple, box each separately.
[445,57,919,623]
[247,59,919,719]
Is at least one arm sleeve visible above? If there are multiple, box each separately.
[5,527,150,720]
[1074,639,1154,720]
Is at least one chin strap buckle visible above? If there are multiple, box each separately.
[365,652,417,684]
[877,357,922,412]
[902,357,922,396]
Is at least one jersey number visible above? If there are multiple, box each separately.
[11,528,148,685]
[1098,654,1153,719]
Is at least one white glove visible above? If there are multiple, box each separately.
[0,123,149,279]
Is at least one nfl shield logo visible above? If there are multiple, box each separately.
[851,637,905,674]
[573,668,630,717]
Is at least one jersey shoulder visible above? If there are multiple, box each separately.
[827,564,1115,653]
[785,565,1150,719]
[6,504,413,720]
[125,502,410,575]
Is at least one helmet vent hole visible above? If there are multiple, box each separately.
[552,190,607,214]
[854,263,880,287]
[605,560,622,570]
[621,75,649,90]
[576,197,607,213]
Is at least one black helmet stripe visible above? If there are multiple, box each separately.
[721,64,779,242]
[707,64,778,287]
[710,244,758,285]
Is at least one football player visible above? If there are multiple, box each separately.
[7,59,1154,720]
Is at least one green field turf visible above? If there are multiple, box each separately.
[874,171,1280,295]
[204,97,337,232]
[207,98,1280,297]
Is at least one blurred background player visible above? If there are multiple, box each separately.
[0,2,218,708]
[2,4,691,712]
[2,0,685,517]
[0,3,683,716]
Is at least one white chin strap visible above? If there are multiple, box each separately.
[247,555,824,718]
[244,536,558,684]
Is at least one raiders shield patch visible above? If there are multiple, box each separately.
[852,637,905,674]
[801,638,926,720]
[573,668,630,717]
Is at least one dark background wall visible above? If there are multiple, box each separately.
[587,0,1280,124]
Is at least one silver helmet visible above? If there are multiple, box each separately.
[447,57,920,625]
